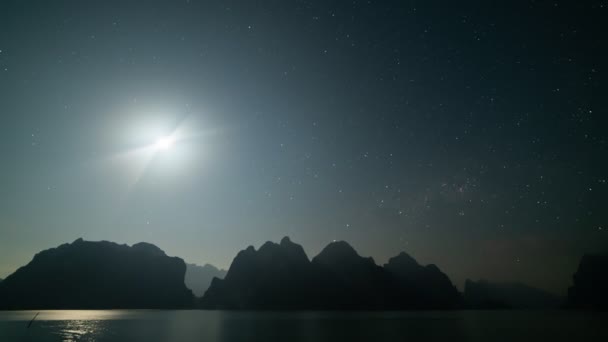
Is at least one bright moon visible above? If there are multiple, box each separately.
[154,136,175,151]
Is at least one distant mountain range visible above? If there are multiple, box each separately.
[0,237,603,310]
[199,237,461,310]
[185,263,227,297]
[464,279,564,309]
[0,239,194,309]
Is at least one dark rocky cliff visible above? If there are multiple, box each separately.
[567,253,608,310]
[0,239,194,309]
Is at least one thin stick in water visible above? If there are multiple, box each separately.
[27,312,39,329]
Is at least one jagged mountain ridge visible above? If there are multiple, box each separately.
[200,237,461,310]
[2,237,597,311]
[201,237,320,309]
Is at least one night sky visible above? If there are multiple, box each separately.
[1,0,606,295]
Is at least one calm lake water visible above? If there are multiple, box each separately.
[0,310,606,342]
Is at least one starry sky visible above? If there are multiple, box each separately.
[0,0,606,295]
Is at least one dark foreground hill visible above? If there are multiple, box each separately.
[567,253,608,310]
[185,263,227,297]
[464,279,564,309]
[0,239,194,309]
[200,237,461,310]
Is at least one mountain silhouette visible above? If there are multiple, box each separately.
[567,252,608,310]
[384,252,461,309]
[200,237,460,310]
[0,238,194,309]
[185,263,227,297]
[464,279,563,309]
[311,240,395,309]
[200,237,318,309]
